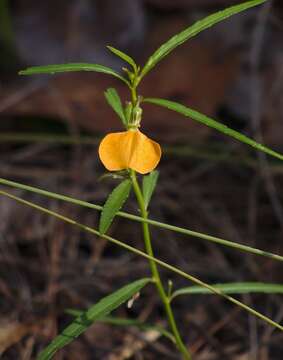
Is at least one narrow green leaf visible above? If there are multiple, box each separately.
[142,171,159,210]
[99,317,175,343]
[19,63,128,84]
[171,282,283,301]
[140,0,266,79]
[99,179,132,234]
[1,177,283,263]
[38,278,151,360]
[65,312,175,344]
[107,46,137,71]
[103,317,176,344]
[104,88,127,126]
[2,190,283,333]
[144,98,283,162]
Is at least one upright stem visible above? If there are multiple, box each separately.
[131,86,138,105]
[130,170,191,360]
[128,82,191,359]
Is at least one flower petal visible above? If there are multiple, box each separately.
[128,131,161,174]
[98,130,161,174]
[98,132,128,171]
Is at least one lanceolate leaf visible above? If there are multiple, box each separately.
[144,98,283,162]
[140,0,266,79]
[38,278,151,360]
[107,46,137,71]
[142,171,159,210]
[104,88,127,126]
[171,282,283,301]
[99,179,132,234]
[65,313,175,344]
[19,63,128,84]
[2,190,283,333]
[1,177,283,263]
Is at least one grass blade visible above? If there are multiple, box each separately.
[1,177,283,262]
[107,46,137,72]
[104,88,127,126]
[171,282,283,301]
[140,0,266,79]
[142,171,159,210]
[144,98,283,162]
[99,179,132,234]
[1,190,283,333]
[38,278,150,360]
[19,63,128,84]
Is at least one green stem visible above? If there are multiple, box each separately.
[1,189,283,333]
[130,170,191,360]
[131,86,138,105]
[0,177,283,263]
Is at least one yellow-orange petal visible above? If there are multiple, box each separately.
[98,130,161,174]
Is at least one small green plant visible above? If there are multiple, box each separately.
[1,0,282,359]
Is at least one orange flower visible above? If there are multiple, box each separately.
[99,129,161,174]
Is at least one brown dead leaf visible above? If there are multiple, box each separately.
[234,353,251,360]
[107,329,161,360]
[0,320,33,355]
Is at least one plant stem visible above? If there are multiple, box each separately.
[131,86,138,105]
[1,177,283,263]
[2,189,283,333]
[128,83,191,358]
[130,170,192,360]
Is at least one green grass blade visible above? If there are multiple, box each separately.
[1,177,283,262]
[104,88,127,126]
[171,282,283,301]
[1,190,282,333]
[99,179,132,234]
[19,63,128,84]
[140,0,266,79]
[37,278,150,360]
[144,98,283,162]
[142,171,159,210]
[107,46,137,72]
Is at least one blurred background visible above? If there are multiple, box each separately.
[0,0,283,359]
